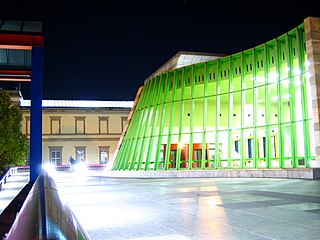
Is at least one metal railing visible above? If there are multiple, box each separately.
[4,170,91,240]
[0,167,17,191]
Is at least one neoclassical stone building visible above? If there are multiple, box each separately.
[11,91,133,166]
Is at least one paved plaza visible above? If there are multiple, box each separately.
[1,170,320,239]
[0,171,29,214]
[55,170,320,240]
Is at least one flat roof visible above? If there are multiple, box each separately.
[20,99,134,108]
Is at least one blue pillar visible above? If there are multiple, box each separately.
[30,46,43,183]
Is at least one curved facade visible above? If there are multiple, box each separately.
[113,17,320,171]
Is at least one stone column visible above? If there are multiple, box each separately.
[305,16,320,167]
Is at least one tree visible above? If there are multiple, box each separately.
[0,89,29,174]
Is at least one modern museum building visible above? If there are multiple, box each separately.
[112,17,320,175]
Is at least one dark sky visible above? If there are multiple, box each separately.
[1,1,320,101]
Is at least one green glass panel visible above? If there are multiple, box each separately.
[231,55,242,92]
[206,61,218,96]
[172,101,181,134]
[139,137,150,170]
[218,94,229,130]
[138,109,148,138]
[174,69,183,101]
[280,80,291,123]
[217,131,228,164]
[193,98,204,133]
[281,123,293,160]
[220,78,229,94]
[256,86,266,126]
[268,83,279,125]
[182,100,191,133]
[194,81,204,99]
[295,121,305,157]
[144,107,154,137]
[244,89,254,127]
[146,136,157,170]
[219,59,230,94]
[158,74,167,104]
[231,92,241,129]
[154,105,163,136]
[255,47,266,87]
[162,103,172,135]
[278,38,289,81]
[127,139,138,170]
[193,64,205,99]
[243,50,254,89]
[206,60,218,96]
[206,96,216,132]
[183,66,192,100]
[166,71,175,103]
[293,76,303,121]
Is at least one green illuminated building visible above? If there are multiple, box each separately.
[112,17,320,172]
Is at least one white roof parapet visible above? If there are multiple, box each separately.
[144,51,226,83]
[20,99,134,108]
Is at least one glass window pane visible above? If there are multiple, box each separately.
[268,83,279,125]
[218,94,229,130]
[282,124,292,159]
[193,98,203,133]
[256,86,266,126]
[218,131,228,161]
[280,80,291,123]
[172,101,181,134]
[206,96,216,132]
[293,76,303,121]
[182,100,191,133]
[244,89,254,127]
[231,92,241,129]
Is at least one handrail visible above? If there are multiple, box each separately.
[0,167,18,191]
[5,170,91,240]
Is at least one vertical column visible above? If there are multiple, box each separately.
[305,17,320,167]
[30,46,43,183]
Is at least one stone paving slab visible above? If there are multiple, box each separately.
[104,168,320,179]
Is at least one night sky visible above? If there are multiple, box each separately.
[1,1,319,101]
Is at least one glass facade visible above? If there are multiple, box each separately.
[113,22,316,171]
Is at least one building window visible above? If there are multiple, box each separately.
[75,147,86,162]
[50,117,61,134]
[121,117,127,133]
[247,138,253,159]
[234,140,240,154]
[75,117,85,134]
[49,147,62,165]
[99,146,109,164]
[99,117,109,134]
[25,116,30,135]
